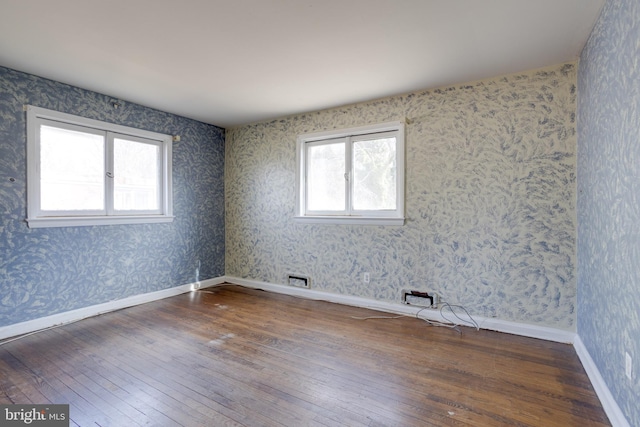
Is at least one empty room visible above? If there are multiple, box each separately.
[0,0,637,426]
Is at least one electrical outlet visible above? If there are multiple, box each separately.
[363,272,370,283]
[626,352,633,380]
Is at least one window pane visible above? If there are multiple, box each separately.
[114,138,160,211]
[40,125,104,211]
[353,137,396,210]
[307,142,345,211]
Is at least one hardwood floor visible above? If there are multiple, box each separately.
[0,285,609,426]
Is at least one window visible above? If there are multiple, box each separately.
[296,121,405,225]
[26,106,173,228]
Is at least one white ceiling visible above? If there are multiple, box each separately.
[0,0,604,128]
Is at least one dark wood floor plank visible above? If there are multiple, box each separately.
[97,323,356,427]
[29,331,153,427]
[56,325,244,427]
[0,353,36,405]
[0,342,102,426]
[3,336,127,427]
[176,290,592,424]
[70,316,303,426]
[0,284,609,426]
[117,304,397,426]
[130,288,608,427]
[47,326,214,427]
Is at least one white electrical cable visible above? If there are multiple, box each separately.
[348,298,480,336]
[439,302,480,331]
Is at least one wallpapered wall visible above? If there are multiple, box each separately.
[226,62,578,330]
[0,66,225,327]
[578,0,639,424]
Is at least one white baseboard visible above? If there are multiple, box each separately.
[222,276,576,343]
[225,276,632,425]
[1,275,574,344]
[0,277,225,341]
[1,275,628,426]
[574,336,631,427]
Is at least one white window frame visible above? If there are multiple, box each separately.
[295,121,405,225]
[26,105,173,228]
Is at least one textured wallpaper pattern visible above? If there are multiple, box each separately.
[226,63,578,330]
[577,0,639,424]
[0,66,225,327]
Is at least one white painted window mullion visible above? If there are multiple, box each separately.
[345,136,353,216]
[105,132,115,216]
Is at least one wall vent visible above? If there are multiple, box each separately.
[402,289,439,308]
[287,274,310,289]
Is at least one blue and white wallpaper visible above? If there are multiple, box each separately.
[226,62,578,330]
[578,0,639,425]
[0,66,225,327]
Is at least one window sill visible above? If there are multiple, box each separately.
[293,216,404,226]
[26,215,175,228]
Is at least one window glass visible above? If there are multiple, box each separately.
[27,105,173,228]
[40,125,105,211]
[114,137,160,212]
[296,121,404,225]
[353,136,397,211]
[307,141,345,212]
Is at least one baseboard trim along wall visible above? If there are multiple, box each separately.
[222,276,628,427]
[1,276,626,427]
[0,277,225,341]
[222,276,576,343]
[0,275,575,344]
[573,336,631,427]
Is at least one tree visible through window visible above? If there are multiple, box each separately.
[353,136,397,211]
